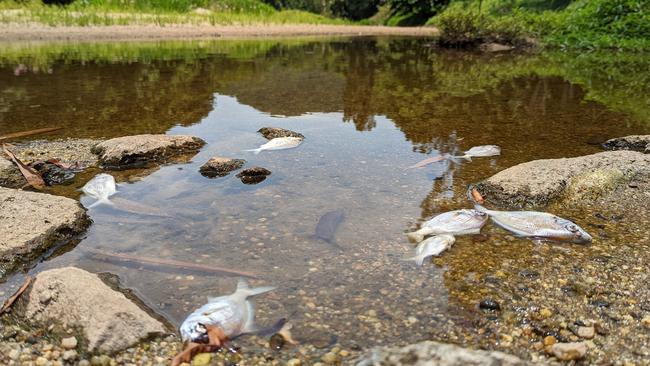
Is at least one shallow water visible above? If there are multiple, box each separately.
[1,38,649,361]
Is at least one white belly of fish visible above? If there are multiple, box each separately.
[422,209,487,234]
[180,299,248,342]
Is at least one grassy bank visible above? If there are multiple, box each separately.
[427,0,649,51]
[0,0,347,26]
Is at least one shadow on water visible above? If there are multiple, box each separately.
[1,37,649,360]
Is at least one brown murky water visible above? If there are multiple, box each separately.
[1,38,649,363]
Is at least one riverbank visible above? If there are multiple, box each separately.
[0,23,438,42]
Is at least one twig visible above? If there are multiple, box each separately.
[0,127,62,142]
[0,276,33,315]
[2,145,45,189]
[82,248,258,279]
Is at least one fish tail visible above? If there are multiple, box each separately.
[402,254,425,266]
[244,148,262,155]
[473,204,489,214]
[86,197,112,209]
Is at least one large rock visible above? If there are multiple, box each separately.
[91,134,205,169]
[257,127,304,140]
[356,341,533,366]
[602,135,650,153]
[0,157,25,188]
[0,188,89,275]
[476,151,650,208]
[20,267,167,353]
[199,157,245,178]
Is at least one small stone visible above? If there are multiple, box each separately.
[321,352,338,364]
[200,157,245,178]
[35,356,48,366]
[61,336,78,349]
[577,326,595,339]
[236,167,272,184]
[641,316,650,328]
[42,344,53,352]
[339,350,350,357]
[62,350,78,361]
[539,308,552,319]
[479,299,501,311]
[543,335,557,346]
[551,342,587,361]
[9,349,21,360]
[287,359,301,366]
[257,127,304,140]
[78,360,90,366]
[192,353,211,366]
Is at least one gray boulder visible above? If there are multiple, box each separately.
[602,135,650,153]
[0,157,25,188]
[20,267,167,353]
[257,127,304,140]
[0,188,89,275]
[199,157,245,178]
[356,341,533,366]
[91,134,205,169]
[475,151,650,208]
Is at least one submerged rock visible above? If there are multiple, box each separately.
[199,157,245,178]
[91,134,205,169]
[0,157,25,188]
[475,151,650,208]
[19,267,167,353]
[257,127,304,140]
[602,135,650,153]
[356,341,532,366]
[0,188,89,275]
[236,166,271,184]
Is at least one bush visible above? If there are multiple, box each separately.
[262,0,379,20]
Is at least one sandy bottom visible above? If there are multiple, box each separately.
[0,23,439,42]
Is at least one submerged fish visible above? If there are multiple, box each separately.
[406,234,456,265]
[180,279,276,343]
[454,145,501,160]
[407,209,488,243]
[245,137,303,154]
[81,173,116,208]
[474,205,592,243]
[406,155,447,169]
[315,209,345,248]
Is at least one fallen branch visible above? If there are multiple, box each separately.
[2,145,45,189]
[0,276,33,315]
[0,127,62,142]
[82,248,258,279]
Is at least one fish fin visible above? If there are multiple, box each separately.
[406,229,428,243]
[86,197,112,209]
[244,148,262,155]
[241,300,259,334]
[473,204,488,214]
[234,279,276,300]
[403,255,426,266]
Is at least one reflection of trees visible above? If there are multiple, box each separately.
[342,39,379,131]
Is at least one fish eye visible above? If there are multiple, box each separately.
[565,224,579,233]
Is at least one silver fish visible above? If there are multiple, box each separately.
[454,145,501,160]
[474,205,592,243]
[81,173,116,208]
[180,279,276,343]
[406,234,456,265]
[245,137,303,154]
[407,209,488,243]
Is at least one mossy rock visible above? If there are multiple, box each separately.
[563,168,629,203]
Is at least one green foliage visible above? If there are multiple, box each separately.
[384,0,449,25]
[262,0,379,20]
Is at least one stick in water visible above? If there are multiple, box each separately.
[0,127,62,142]
[0,276,33,315]
[82,248,258,279]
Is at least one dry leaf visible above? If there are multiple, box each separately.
[2,145,45,189]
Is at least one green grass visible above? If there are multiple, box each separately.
[0,0,348,26]
[427,0,650,51]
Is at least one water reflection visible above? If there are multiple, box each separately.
[1,38,650,357]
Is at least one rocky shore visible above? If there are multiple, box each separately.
[1,134,650,365]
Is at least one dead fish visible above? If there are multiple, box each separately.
[474,205,592,243]
[406,155,447,169]
[110,197,171,218]
[244,137,303,155]
[453,145,501,161]
[405,234,456,265]
[180,279,276,343]
[314,209,345,248]
[82,173,116,208]
[407,209,488,243]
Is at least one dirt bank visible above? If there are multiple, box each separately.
[0,24,438,42]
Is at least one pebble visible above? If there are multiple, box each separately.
[35,356,48,366]
[9,349,21,360]
[321,352,338,363]
[192,353,211,366]
[62,350,78,361]
[61,336,77,349]
[577,326,595,339]
[286,359,301,366]
[539,308,552,318]
[642,316,650,329]
[479,298,501,311]
[551,342,587,361]
[339,350,350,357]
[544,335,557,346]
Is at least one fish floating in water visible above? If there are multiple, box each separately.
[180,279,276,344]
[453,145,501,161]
[474,205,592,243]
[314,209,345,249]
[407,209,488,243]
[406,234,456,266]
[81,173,116,208]
[245,137,303,154]
[406,155,448,169]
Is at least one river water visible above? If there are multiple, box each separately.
[1,37,649,363]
